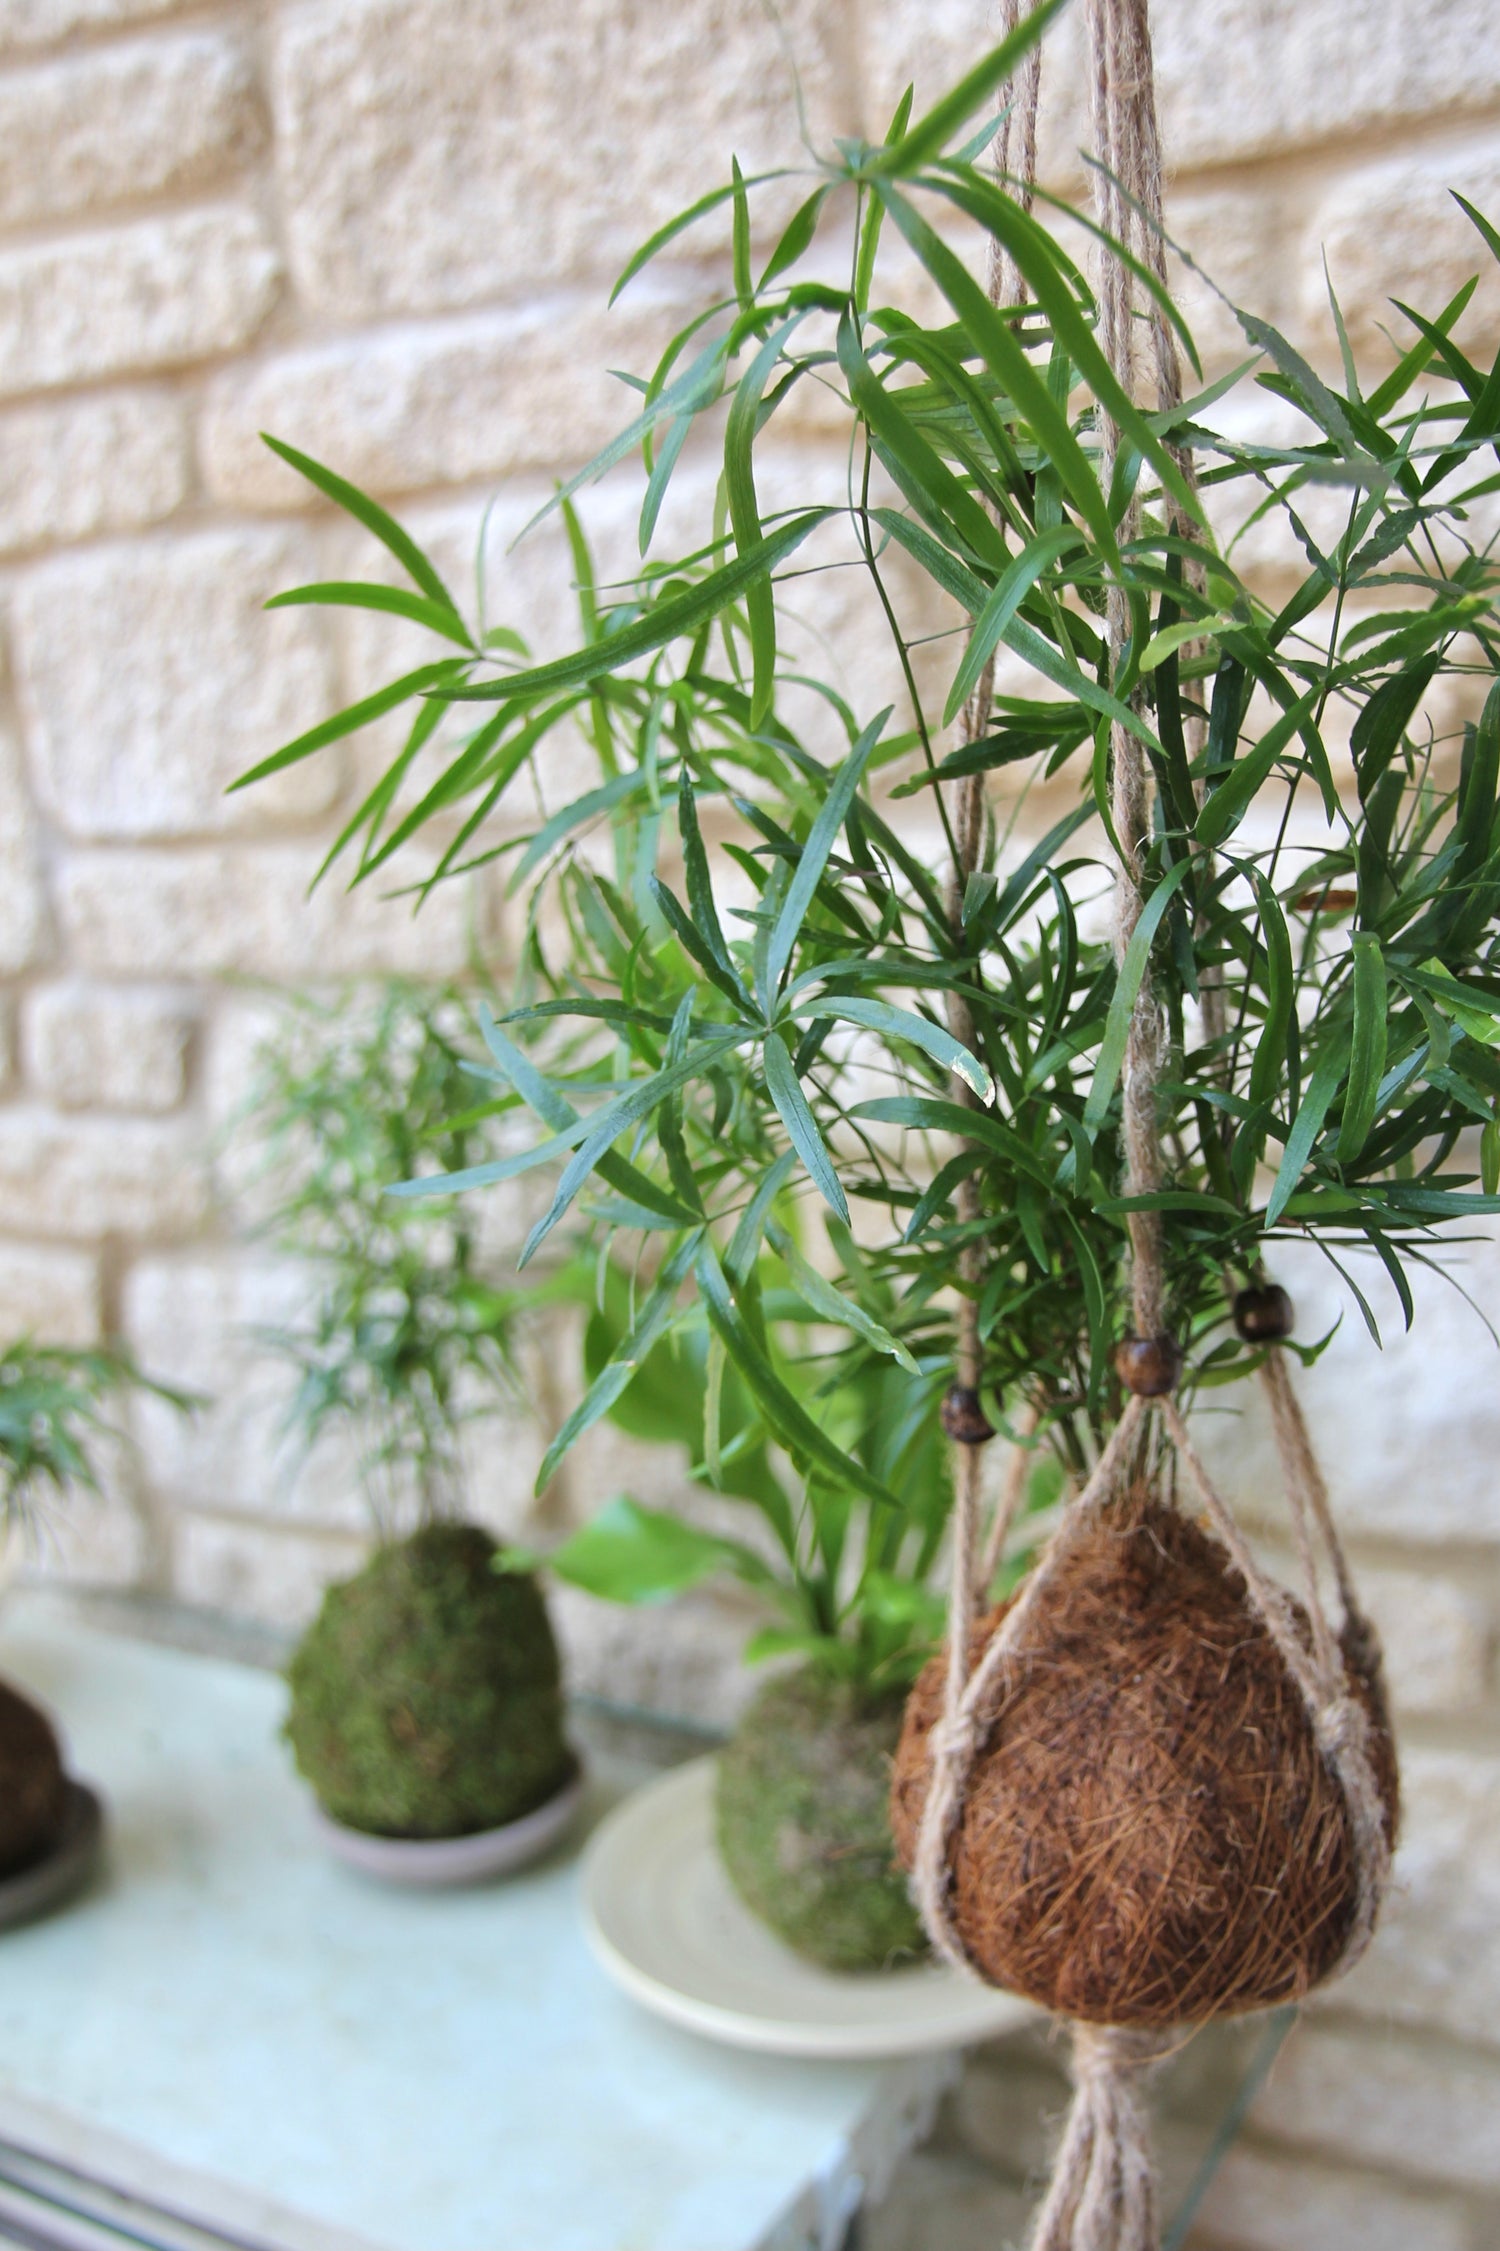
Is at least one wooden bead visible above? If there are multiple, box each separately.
[1233,1284,1295,1344]
[1113,1335,1183,1398]
[941,1385,995,1446]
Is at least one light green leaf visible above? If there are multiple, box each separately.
[545,1495,773,1603]
[788,995,990,1099]
[766,1219,919,1372]
[763,1031,849,1222]
[764,712,888,1002]
[1082,858,1195,1136]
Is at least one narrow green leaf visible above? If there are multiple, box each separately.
[857,85,914,304]
[763,1031,849,1222]
[1266,1039,1350,1227]
[726,312,815,726]
[265,581,475,649]
[1481,1119,1500,1197]
[260,436,463,620]
[520,1036,744,1266]
[943,528,1086,725]
[609,171,786,303]
[1245,867,1295,1110]
[695,1244,900,1509]
[731,156,752,307]
[1336,934,1389,1164]
[535,1236,701,1492]
[764,712,887,1001]
[229,661,465,793]
[761,185,830,288]
[789,995,990,1099]
[1083,858,1195,1136]
[442,512,831,703]
[766,1219,918,1373]
[1194,684,1324,849]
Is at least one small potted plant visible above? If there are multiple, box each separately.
[0,1339,188,1926]
[514,1246,1021,1971]
[243,984,582,1883]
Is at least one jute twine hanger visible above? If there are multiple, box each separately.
[920,6,1393,2246]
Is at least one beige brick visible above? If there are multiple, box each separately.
[1190,1227,1500,1545]
[55,844,477,981]
[0,1243,100,1344]
[24,983,191,1114]
[0,208,280,396]
[123,1253,360,1527]
[1191,2142,1470,2251]
[0,391,188,558]
[173,1511,366,1629]
[0,34,262,230]
[200,297,685,510]
[1250,2023,1500,2193]
[0,1110,210,1242]
[14,529,339,839]
[1157,0,1500,171]
[1356,1566,1492,1717]
[0,722,49,974]
[271,0,849,318]
[0,0,188,52]
[1306,141,1500,363]
[1338,1747,1500,2046]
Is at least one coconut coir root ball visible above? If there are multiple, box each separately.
[890,1492,1399,2027]
[0,1677,69,1879]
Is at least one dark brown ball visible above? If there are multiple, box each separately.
[1113,1335,1183,1396]
[0,1677,69,1879]
[940,1385,995,1446]
[890,1493,1398,2027]
[1234,1284,1295,1343]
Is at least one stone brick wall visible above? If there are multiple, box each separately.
[1,2,1497,2244]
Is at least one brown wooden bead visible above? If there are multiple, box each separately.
[1233,1284,1295,1343]
[1113,1334,1183,1398]
[941,1384,995,1446]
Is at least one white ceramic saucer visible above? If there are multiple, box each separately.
[581,1754,1034,2058]
[312,1762,585,1887]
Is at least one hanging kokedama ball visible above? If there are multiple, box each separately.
[889,1490,1399,2026]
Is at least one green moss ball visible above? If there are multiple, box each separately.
[285,1522,574,1839]
[715,1666,928,1973]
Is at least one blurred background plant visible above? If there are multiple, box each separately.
[237,982,551,1537]
[0,1340,193,1551]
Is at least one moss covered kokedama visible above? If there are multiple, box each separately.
[0,1678,68,1880]
[716,1667,927,1973]
[286,1522,574,1839]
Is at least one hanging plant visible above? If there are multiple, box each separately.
[233,0,1498,2208]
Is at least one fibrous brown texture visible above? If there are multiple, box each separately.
[890,1493,1399,2027]
[0,1675,68,1879]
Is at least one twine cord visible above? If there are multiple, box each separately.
[1030,2028,1173,2251]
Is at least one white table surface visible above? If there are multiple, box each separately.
[0,1603,952,2251]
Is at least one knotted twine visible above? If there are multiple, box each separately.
[915,7,1393,2246]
